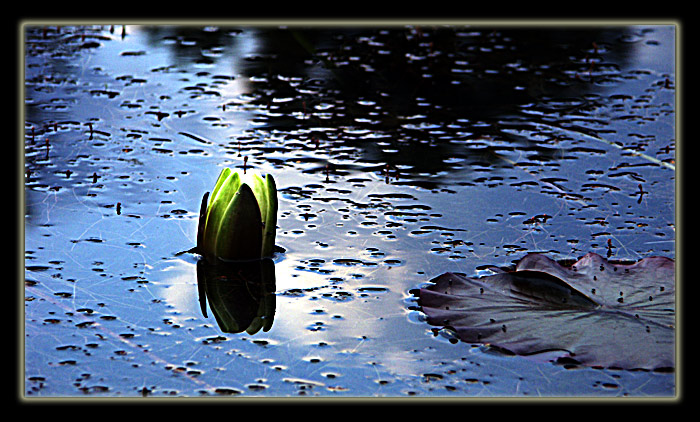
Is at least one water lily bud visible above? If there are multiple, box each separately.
[200,168,278,262]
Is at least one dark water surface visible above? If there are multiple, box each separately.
[24,24,676,397]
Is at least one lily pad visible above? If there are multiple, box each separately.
[418,253,675,370]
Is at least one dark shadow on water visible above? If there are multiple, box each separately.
[221,26,641,188]
[24,25,657,191]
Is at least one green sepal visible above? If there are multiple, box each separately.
[196,191,209,254]
[209,168,233,209]
[215,183,263,261]
[241,173,278,257]
[203,169,241,261]
[261,174,278,258]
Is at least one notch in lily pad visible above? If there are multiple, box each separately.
[196,168,278,263]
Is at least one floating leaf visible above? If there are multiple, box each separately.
[418,253,674,370]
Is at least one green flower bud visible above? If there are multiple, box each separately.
[200,168,278,262]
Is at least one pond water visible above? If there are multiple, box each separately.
[23,23,676,398]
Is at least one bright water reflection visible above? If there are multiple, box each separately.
[24,23,675,397]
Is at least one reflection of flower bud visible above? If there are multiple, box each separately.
[199,168,278,262]
[197,259,276,335]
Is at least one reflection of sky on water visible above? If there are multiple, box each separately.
[618,26,675,75]
[156,187,445,380]
[24,24,675,396]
